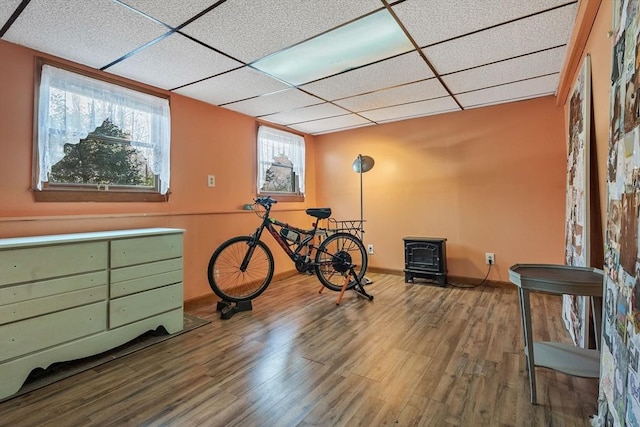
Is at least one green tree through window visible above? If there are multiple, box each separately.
[49,119,154,187]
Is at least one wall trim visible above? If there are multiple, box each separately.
[184,270,299,310]
[556,0,603,106]
[0,208,306,223]
[367,267,511,288]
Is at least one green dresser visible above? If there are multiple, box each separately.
[0,228,184,400]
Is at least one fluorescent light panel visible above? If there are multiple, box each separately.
[252,10,413,86]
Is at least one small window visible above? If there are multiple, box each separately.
[257,126,305,199]
[34,62,171,202]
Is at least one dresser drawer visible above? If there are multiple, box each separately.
[111,270,183,299]
[111,234,182,268]
[0,242,107,286]
[0,301,107,362]
[109,283,182,329]
[0,271,107,305]
[0,285,107,325]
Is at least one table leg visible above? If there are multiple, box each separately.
[591,296,602,351]
[518,288,537,404]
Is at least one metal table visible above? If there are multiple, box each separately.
[508,264,603,404]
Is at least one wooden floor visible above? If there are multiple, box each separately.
[0,273,599,426]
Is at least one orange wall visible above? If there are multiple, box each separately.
[314,96,568,282]
[0,40,318,301]
[1,19,603,295]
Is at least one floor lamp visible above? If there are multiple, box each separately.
[352,154,375,284]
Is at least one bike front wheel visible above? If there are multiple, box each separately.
[207,236,274,302]
[315,232,368,292]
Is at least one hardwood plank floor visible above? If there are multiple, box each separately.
[0,273,599,426]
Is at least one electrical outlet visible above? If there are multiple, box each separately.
[485,252,495,265]
[367,244,374,255]
[207,175,215,187]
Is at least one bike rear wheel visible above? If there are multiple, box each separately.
[207,236,274,302]
[315,232,368,292]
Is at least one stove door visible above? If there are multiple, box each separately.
[405,241,440,272]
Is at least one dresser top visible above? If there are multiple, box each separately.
[0,228,184,249]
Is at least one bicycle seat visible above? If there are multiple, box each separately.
[306,208,331,219]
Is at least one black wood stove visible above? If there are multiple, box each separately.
[403,237,447,286]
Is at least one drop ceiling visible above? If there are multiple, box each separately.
[0,0,578,135]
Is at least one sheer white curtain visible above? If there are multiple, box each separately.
[37,65,171,193]
[257,126,305,194]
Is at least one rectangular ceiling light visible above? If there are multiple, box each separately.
[252,10,413,86]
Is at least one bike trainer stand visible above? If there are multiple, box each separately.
[319,265,374,305]
[345,267,374,304]
[216,299,252,320]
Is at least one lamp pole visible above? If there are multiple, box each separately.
[352,154,374,285]
[358,154,364,234]
[352,154,374,239]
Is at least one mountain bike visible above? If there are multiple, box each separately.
[207,196,372,317]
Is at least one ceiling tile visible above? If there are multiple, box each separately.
[223,89,321,117]
[2,0,168,69]
[180,0,383,63]
[333,78,449,112]
[301,51,434,101]
[309,123,372,135]
[289,114,371,134]
[173,67,289,105]
[393,0,572,47]
[260,103,351,125]
[422,4,577,74]
[359,97,461,122]
[456,74,559,108]
[443,46,567,94]
[0,0,22,28]
[0,0,581,133]
[108,33,242,90]
[119,0,219,27]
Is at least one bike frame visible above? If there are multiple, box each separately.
[240,203,322,271]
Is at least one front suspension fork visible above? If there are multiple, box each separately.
[240,230,261,271]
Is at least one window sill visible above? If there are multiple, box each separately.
[33,188,168,202]
[258,193,304,203]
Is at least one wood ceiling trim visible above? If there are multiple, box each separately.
[555,0,603,106]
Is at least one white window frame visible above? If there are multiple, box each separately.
[257,125,305,198]
[33,60,171,202]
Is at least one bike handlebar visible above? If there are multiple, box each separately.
[255,196,277,209]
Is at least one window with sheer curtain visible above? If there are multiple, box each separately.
[34,62,171,201]
[257,126,305,198]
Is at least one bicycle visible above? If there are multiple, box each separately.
[207,196,373,317]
